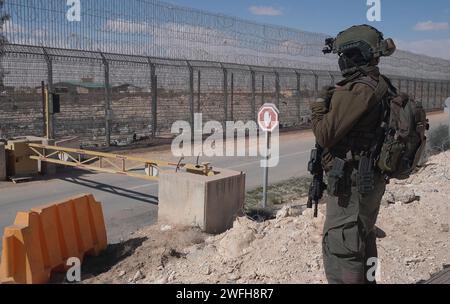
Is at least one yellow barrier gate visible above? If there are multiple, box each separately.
[28,143,215,180]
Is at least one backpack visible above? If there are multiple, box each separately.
[348,75,429,180]
[376,82,429,180]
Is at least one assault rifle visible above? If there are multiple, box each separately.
[307,144,327,218]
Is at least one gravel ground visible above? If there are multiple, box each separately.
[84,151,450,284]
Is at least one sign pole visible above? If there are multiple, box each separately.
[262,130,270,209]
[258,103,279,210]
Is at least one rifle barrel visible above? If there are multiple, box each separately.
[314,201,319,218]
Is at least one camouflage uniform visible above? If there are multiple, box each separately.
[311,66,393,284]
[309,23,399,284]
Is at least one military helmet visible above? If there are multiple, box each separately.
[323,24,396,61]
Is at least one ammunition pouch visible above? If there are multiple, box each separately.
[327,158,351,197]
[356,155,375,194]
[377,137,426,180]
[377,138,406,176]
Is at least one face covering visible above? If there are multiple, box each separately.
[338,49,373,77]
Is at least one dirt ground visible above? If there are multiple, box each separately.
[84,151,450,284]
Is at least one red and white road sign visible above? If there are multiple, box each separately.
[258,103,280,132]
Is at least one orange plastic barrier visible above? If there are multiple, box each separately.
[0,194,107,284]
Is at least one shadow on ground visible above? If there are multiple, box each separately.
[81,237,148,279]
[61,176,158,205]
[419,264,450,284]
[6,167,158,205]
[50,237,148,284]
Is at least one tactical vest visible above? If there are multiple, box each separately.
[322,73,391,171]
[322,72,428,182]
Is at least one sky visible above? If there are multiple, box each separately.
[164,0,450,59]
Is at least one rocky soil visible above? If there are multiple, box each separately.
[84,151,450,284]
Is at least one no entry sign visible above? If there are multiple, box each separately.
[258,103,280,133]
[258,103,279,209]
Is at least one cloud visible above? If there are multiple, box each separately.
[249,6,283,16]
[103,19,153,33]
[396,39,450,60]
[414,21,449,31]
[3,19,24,33]
[102,19,239,46]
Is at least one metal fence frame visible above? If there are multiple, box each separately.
[2,43,450,147]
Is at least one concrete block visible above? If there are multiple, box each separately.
[5,139,41,177]
[0,143,6,181]
[158,168,246,234]
[5,136,58,177]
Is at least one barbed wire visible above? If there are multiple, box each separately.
[2,0,450,80]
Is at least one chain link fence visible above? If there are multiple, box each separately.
[1,44,449,147]
[1,0,450,146]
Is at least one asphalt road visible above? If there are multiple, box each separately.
[0,112,448,246]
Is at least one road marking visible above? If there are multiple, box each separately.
[126,183,158,191]
[279,150,311,159]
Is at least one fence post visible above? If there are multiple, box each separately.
[148,59,157,138]
[421,80,424,102]
[434,82,438,109]
[275,71,280,109]
[261,75,265,105]
[42,48,55,140]
[42,48,54,95]
[423,81,427,108]
[221,64,228,123]
[312,71,319,98]
[197,70,201,113]
[186,61,195,136]
[250,68,256,121]
[413,79,417,100]
[230,72,234,122]
[328,72,335,86]
[100,53,111,147]
[295,71,301,124]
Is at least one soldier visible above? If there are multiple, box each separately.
[310,25,398,284]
